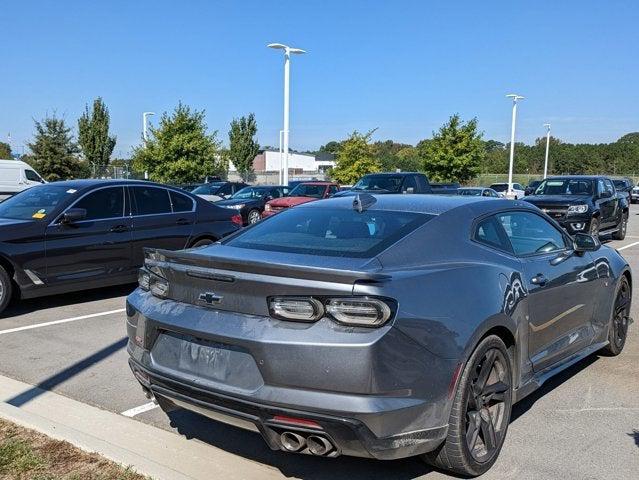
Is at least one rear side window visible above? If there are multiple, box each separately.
[132,187,171,215]
[170,190,194,212]
[497,211,567,256]
[225,207,432,258]
[474,217,512,253]
[74,187,124,221]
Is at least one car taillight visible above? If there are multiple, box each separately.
[269,297,324,322]
[264,204,272,212]
[138,267,169,299]
[231,214,243,226]
[326,298,392,327]
[267,296,394,327]
[138,269,151,290]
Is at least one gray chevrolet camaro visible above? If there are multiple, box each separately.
[126,194,631,477]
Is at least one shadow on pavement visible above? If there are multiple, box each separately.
[2,283,136,319]
[5,337,127,407]
[167,409,435,480]
[629,430,639,447]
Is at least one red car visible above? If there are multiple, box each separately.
[262,181,339,218]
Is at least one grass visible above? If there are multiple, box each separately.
[0,418,150,480]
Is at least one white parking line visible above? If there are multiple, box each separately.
[618,241,639,251]
[121,402,159,417]
[0,309,125,336]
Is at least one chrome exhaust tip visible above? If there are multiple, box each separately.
[306,435,333,456]
[280,432,306,452]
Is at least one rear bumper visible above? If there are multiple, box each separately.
[128,357,448,460]
[125,289,454,459]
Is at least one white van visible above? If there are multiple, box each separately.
[0,159,46,200]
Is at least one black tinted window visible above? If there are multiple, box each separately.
[497,212,566,256]
[133,187,171,215]
[474,217,512,252]
[75,187,124,221]
[225,207,432,258]
[25,169,42,182]
[170,190,194,212]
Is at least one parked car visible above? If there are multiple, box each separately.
[457,187,501,197]
[0,159,46,200]
[262,182,339,218]
[523,175,628,238]
[489,182,525,199]
[612,178,633,203]
[128,194,631,477]
[192,181,248,202]
[524,179,542,196]
[288,178,319,189]
[0,179,241,314]
[216,185,290,225]
[430,182,460,195]
[631,185,639,204]
[333,172,432,197]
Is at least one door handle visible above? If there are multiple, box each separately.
[531,274,547,286]
[176,218,192,225]
[110,225,129,233]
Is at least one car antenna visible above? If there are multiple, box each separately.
[353,193,376,213]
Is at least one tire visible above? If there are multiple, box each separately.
[589,217,600,237]
[600,276,631,356]
[191,238,214,248]
[423,335,513,477]
[0,266,13,315]
[612,212,628,240]
[247,209,261,225]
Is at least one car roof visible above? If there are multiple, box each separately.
[300,193,533,216]
[32,179,189,193]
[298,181,333,185]
[361,172,420,177]
[545,175,599,180]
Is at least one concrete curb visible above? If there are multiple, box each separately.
[0,374,277,480]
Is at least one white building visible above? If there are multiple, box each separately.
[229,149,335,174]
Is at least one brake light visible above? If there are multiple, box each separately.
[326,298,392,327]
[231,214,243,226]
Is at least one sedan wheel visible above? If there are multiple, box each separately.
[602,276,631,356]
[612,212,628,240]
[0,266,13,315]
[423,335,512,476]
[247,209,261,225]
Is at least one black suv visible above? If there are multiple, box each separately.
[523,175,628,239]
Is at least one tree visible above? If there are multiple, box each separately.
[329,131,381,185]
[318,141,341,155]
[78,97,116,170]
[25,116,86,181]
[618,132,639,145]
[419,115,484,183]
[228,113,259,181]
[131,102,224,183]
[0,142,11,159]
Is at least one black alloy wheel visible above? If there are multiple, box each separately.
[423,335,513,476]
[247,209,261,225]
[612,212,628,240]
[602,276,631,356]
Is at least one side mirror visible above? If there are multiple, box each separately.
[573,232,600,252]
[61,208,87,224]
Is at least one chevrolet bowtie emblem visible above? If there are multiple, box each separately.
[198,292,223,306]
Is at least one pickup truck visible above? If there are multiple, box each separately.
[332,172,432,197]
[523,175,629,239]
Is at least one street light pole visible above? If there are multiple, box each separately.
[506,94,524,197]
[543,123,551,179]
[268,43,306,186]
[142,112,155,142]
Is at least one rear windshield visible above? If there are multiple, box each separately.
[352,175,403,193]
[225,207,433,257]
[490,184,508,192]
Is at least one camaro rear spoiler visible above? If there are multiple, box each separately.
[143,248,391,284]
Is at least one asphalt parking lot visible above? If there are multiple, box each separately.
[1,209,638,480]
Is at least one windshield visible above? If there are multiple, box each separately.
[289,184,326,198]
[352,175,403,192]
[225,207,433,257]
[231,187,269,199]
[192,182,224,194]
[0,185,75,220]
[458,189,483,196]
[534,179,594,195]
[613,180,627,189]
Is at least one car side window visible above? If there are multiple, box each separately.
[269,188,282,199]
[169,190,194,212]
[474,217,513,253]
[604,179,615,194]
[74,187,124,221]
[25,169,42,182]
[218,183,233,196]
[497,211,567,256]
[132,186,172,215]
[328,185,339,195]
[401,176,418,194]
[513,183,523,190]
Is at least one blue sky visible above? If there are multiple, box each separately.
[2,0,638,157]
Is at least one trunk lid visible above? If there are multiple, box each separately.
[144,244,388,317]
